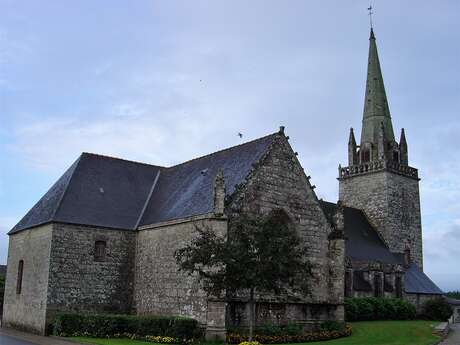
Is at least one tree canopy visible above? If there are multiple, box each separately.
[175,210,311,339]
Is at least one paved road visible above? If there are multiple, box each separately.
[440,323,460,345]
[0,328,81,345]
[0,335,37,345]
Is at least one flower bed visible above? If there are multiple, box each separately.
[227,325,352,344]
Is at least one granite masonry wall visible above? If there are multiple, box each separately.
[46,224,136,323]
[2,224,53,334]
[226,133,345,328]
[339,171,423,269]
[135,216,228,338]
[345,260,404,299]
[404,293,441,314]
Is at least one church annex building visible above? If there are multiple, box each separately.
[3,29,443,337]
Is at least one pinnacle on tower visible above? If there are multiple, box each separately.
[361,28,395,148]
[348,128,358,165]
[399,128,408,165]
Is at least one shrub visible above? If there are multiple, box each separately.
[344,298,415,321]
[344,298,359,321]
[392,298,416,320]
[319,321,346,332]
[421,297,453,321]
[52,313,200,340]
[227,325,352,344]
[354,298,373,320]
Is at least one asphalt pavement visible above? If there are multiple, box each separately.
[0,335,37,345]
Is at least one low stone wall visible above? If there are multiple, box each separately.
[404,293,441,313]
[227,302,343,331]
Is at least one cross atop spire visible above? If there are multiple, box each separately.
[368,5,374,29]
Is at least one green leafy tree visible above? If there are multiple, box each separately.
[446,291,460,300]
[175,210,311,340]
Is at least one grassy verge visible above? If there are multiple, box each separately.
[309,320,441,345]
[72,320,441,345]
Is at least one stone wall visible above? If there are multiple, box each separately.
[135,216,228,337]
[226,133,344,324]
[227,302,343,331]
[404,293,440,314]
[2,224,53,334]
[47,224,136,322]
[339,171,423,268]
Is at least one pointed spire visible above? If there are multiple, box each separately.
[348,128,358,165]
[399,128,408,165]
[348,127,357,145]
[360,28,395,149]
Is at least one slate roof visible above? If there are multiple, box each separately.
[320,201,400,264]
[404,263,444,295]
[10,133,277,234]
[139,133,275,226]
[320,200,443,295]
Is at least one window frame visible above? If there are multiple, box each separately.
[94,240,107,262]
[16,260,24,294]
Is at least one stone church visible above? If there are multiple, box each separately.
[2,28,442,336]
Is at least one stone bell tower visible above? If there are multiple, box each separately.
[338,28,423,269]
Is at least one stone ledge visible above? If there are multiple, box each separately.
[433,322,450,337]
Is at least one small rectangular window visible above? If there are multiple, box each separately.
[374,273,383,297]
[94,241,107,262]
[395,276,403,298]
[17,260,24,294]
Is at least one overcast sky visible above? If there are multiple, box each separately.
[1,1,459,291]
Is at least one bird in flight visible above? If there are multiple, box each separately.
[237,132,243,138]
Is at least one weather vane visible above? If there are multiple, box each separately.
[368,4,374,29]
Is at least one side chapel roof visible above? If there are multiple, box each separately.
[10,133,277,234]
[320,200,443,295]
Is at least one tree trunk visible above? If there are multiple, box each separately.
[249,287,255,341]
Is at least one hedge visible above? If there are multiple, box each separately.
[345,297,416,321]
[52,313,200,340]
[420,297,453,321]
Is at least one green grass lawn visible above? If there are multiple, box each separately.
[72,320,441,345]
[312,321,441,345]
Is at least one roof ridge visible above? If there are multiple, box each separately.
[82,152,165,169]
[166,132,279,170]
[135,170,161,229]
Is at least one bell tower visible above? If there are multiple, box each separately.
[339,28,423,269]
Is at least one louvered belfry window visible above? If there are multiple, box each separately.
[94,241,107,262]
[16,260,24,294]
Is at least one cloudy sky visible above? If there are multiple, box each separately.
[1,1,459,291]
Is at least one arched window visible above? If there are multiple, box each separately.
[17,260,24,294]
[94,241,107,262]
[393,151,399,163]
